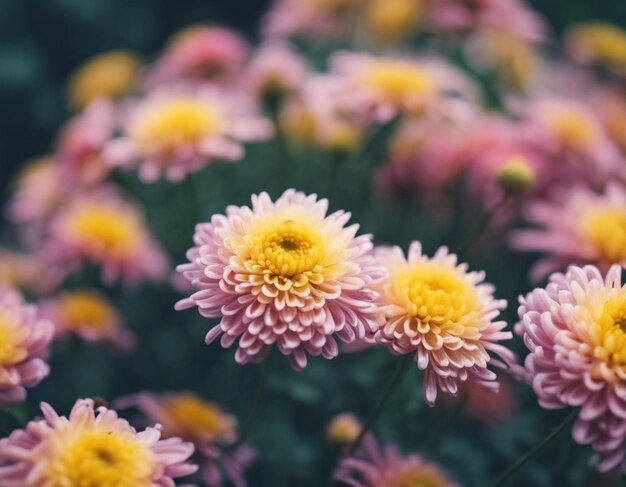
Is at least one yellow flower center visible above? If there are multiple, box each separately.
[582,208,626,262]
[546,107,596,152]
[0,310,28,366]
[366,0,422,40]
[43,428,154,487]
[590,295,626,369]
[65,203,143,258]
[162,394,234,441]
[130,98,222,153]
[567,22,626,66]
[57,291,117,332]
[362,61,436,104]
[382,466,447,487]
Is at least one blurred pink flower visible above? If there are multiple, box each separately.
[119,391,254,487]
[0,398,197,486]
[176,189,385,371]
[373,242,514,406]
[335,433,460,486]
[445,373,517,423]
[44,188,168,287]
[0,249,52,296]
[104,86,272,182]
[41,289,135,352]
[517,265,626,472]
[145,25,249,85]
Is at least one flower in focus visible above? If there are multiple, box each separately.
[105,86,272,182]
[176,189,385,371]
[0,286,53,406]
[67,50,141,110]
[334,433,460,486]
[146,25,249,85]
[45,189,168,287]
[42,290,135,351]
[512,183,626,280]
[119,391,254,487]
[565,22,626,69]
[326,413,361,445]
[517,265,626,471]
[373,242,514,406]
[0,398,197,486]
[330,52,477,122]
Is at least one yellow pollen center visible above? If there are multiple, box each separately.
[592,296,626,367]
[162,394,235,440]
[383,466,447,487]
[58,292,117,332]
[362,61,436,103]
[44,429,154,487]
[583,209,626,262]
[547,108,595,152]
[130,98,222,153]
[0,310,28,366]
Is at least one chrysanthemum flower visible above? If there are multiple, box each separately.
[330,52,477,122]
[146,25,249,85]
[326,413,362,446]
[42,290,135,351]
[105,86,272,182]
[365,0,423,43]
[0,249,51,295]
[67,50,141,110]
[512,183,626,281]
[0,398,197,486]
[176,189,384,370]
[119,392,254,487]
[517,264,626,472]
[565,22,626,69]
[335,433,460,487]
[45,189,168,287]
[0,286,53,406]
[593,87,626,153]
[373,242,514,406]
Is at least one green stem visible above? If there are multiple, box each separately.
[349,355,412,454]
[234,358,271,448]
[491,411,577,487]
[456,193,508,258]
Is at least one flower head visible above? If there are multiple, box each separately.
[0,286,53,406]
[67,50,141,110]
[326,413,361,445]
[517,265,626,471]
[0,399,197,486]
[105,86,271,182]
[42,290,135,351]
[45,189,168,287]
[0,249,49,295]
[365,0,423,43]
[119,392,254,487]
[176,189,384,371]
[512,183,626,280]
[335,433,460,487]
[373,242,514,406]
[565,22,626,69]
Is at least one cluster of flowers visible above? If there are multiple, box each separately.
[0,0,625,484]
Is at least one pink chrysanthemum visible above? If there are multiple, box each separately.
[119,392,254,487]
[41,289,135,352]
[44,188,168,287]
[105,86,272,182]
[0,249,51,296]
[329,52,478,123]
[517,264,626,472]
[373,242,514,406]
[0,286,53,407]
[335,434,460,487]
[512,183,626,281]
[176,189,385,371]
[0,399,197,486]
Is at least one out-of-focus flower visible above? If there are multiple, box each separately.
[176,189,385,371]
[0,399,197,486]
[495,155,536,194]
[593,87,626,153]
[565,22,626,69]
[365,0,423,43]
[119,392,254,487]
[0,286,53,406]
[42,290,135,351]
[517,265,626,472]
[373,242,514,406]
[56,99,115,187]
[445,373,517,423]
[246,42,309,103]
[146,25,249,85]
[45,189,168,287]
[326,413,361,445]
[330,52,477,123]
[335,433,460,486]
[512,183,626,280]
[67,50,141,110]
[105,86,272,182]
[0,249,50,295]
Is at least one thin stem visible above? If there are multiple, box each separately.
[349,355,412,454]
[234,358,271,448]
[427,392,468,455]
[492,410,577,487]
[456,193,508,258]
